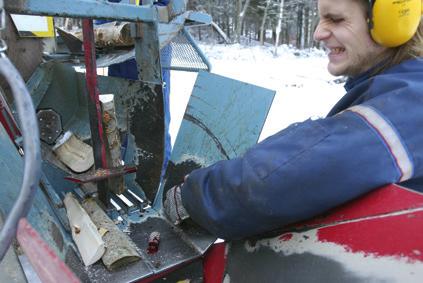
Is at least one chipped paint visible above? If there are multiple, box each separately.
[244,209,423,282]
[177,154,207,166]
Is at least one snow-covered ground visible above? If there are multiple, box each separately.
[169,43,345,145]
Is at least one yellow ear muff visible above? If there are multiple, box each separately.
[370,0,422,47]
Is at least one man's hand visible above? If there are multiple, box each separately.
[164,184,190,225]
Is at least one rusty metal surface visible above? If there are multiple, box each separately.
[65,166,136,184]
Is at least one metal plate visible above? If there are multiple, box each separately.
[141,71,277,270]
[37,109,62,144]
[156,71,276,206]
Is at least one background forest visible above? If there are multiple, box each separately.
[188,0,319,50]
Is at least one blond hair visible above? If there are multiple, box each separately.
[387,19,423,66]
[371,16,423,74]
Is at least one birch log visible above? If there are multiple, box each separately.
[100,94,125,195]
[64,193,105,266]
[73,22,134,48]
[82,199,140,271]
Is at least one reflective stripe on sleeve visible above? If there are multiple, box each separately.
[347,105,413,182]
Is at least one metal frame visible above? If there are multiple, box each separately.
[5,0,164,83]
[5,0,157,22]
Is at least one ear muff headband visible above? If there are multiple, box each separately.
[369,0,422,47]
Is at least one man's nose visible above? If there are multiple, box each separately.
[313,22,331,42]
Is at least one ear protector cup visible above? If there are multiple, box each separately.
[369,0,422,47]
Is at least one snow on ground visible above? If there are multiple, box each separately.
[169,43,345,145]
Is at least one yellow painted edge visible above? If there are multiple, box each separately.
[32,17,55,38]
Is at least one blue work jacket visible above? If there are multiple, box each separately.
[181,58,423,240]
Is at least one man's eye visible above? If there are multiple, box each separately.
[331,18,343,23]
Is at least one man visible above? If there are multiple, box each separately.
[165,0,423,240]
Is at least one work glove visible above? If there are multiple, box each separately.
[164,184,190,225]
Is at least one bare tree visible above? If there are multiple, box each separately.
[259,0,272,45]
[274,0,284,55]
[186,0,322,51]
[235,0,251,43]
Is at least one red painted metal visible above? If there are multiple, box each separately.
[203,242,227,283]
[294,184,423,229]
[135,259,197,283]
[82,19,108,168]
[280,185,423,264]
[317,209,423,262]
[16,218,80,283]
[82,19,110,205]
[0,94,22,147]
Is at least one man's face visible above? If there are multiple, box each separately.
[313,0,388,77]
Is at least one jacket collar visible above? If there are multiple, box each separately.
[343,62,383,92]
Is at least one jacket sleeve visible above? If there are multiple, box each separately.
[155,0,170,6]
[180,94,420,239]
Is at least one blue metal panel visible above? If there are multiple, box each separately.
[186,11,212,25]
[5,0,157,22]
[134,22,163,84]
[148,71,275,255]
[173,71,274,160]
[155,71,275,209]
[0,123,72,261]
[168,0,185,16]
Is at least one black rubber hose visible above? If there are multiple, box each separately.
[0,53,41,261]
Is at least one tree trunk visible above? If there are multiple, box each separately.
[260,0,272,45]
[274,0,285,55]
[304,6,310,48]
[296,3,304,49]
[235,0,251,43]
[226,14,231,39]
[235,0,241,40]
